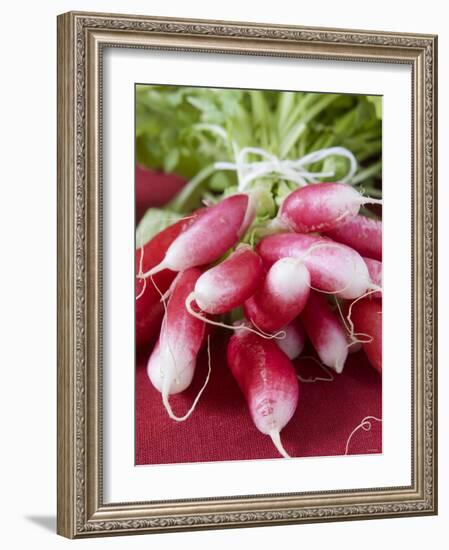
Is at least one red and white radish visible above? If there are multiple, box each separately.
[140,194,254,279]
[243,257,310,333]
[325,215,382,261]
[187,245,264,315]
[257,233,373,300]
[363,257,382,299]
[227,327,299,458]
[276,319,306,360]
[147,268,207,421]
[349,298,382,373]
[136,212,202,347]
[332,298,363,353]
[300,291,348,373]
[278,182,381,233]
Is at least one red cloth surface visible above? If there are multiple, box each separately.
[135,170,382,465]
[136,337,381,465]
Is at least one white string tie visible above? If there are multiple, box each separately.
[214,145,357,192]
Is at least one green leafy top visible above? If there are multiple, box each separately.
[136,86,382,243]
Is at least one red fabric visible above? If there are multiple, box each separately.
[136,337,381,465]
[135,171,382,465]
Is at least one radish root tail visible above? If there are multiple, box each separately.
[158,272,181,304]
[345,289,381,344]
[139,260,169,280]
[297,356,335,383]
[344,415,382,455]
[161,336,212,422]
[136,245,147,300]
[136,278,147,300]
[334,294,378,349]
[360,197,383,206]
[185,293,286,341]
[269,430,291,459]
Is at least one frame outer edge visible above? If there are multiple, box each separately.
[57,12,76,539]
[430,34,438,515]
[56,10,438,537]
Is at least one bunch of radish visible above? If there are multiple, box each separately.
[137,182,382,458]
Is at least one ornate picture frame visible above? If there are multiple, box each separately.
[57,11,437,538]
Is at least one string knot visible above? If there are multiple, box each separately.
[214,145,357,192]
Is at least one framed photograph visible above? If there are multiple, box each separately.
[57,11,438,538]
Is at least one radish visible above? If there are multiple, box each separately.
[135,165,185,223]
[257,233,373,300]
[300,291,348,373]
[363,257,382,299]
[140,194,254,279]
[186,245,264,315]
[278,182,381,233]
[276,319,306,360]
[136,213,201,347]
[349,298,382,373]
[147,268,207,420]
[243,257,310,333]
[227,327,299,458]
[332,298,363,353]
[325,214,382,261]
